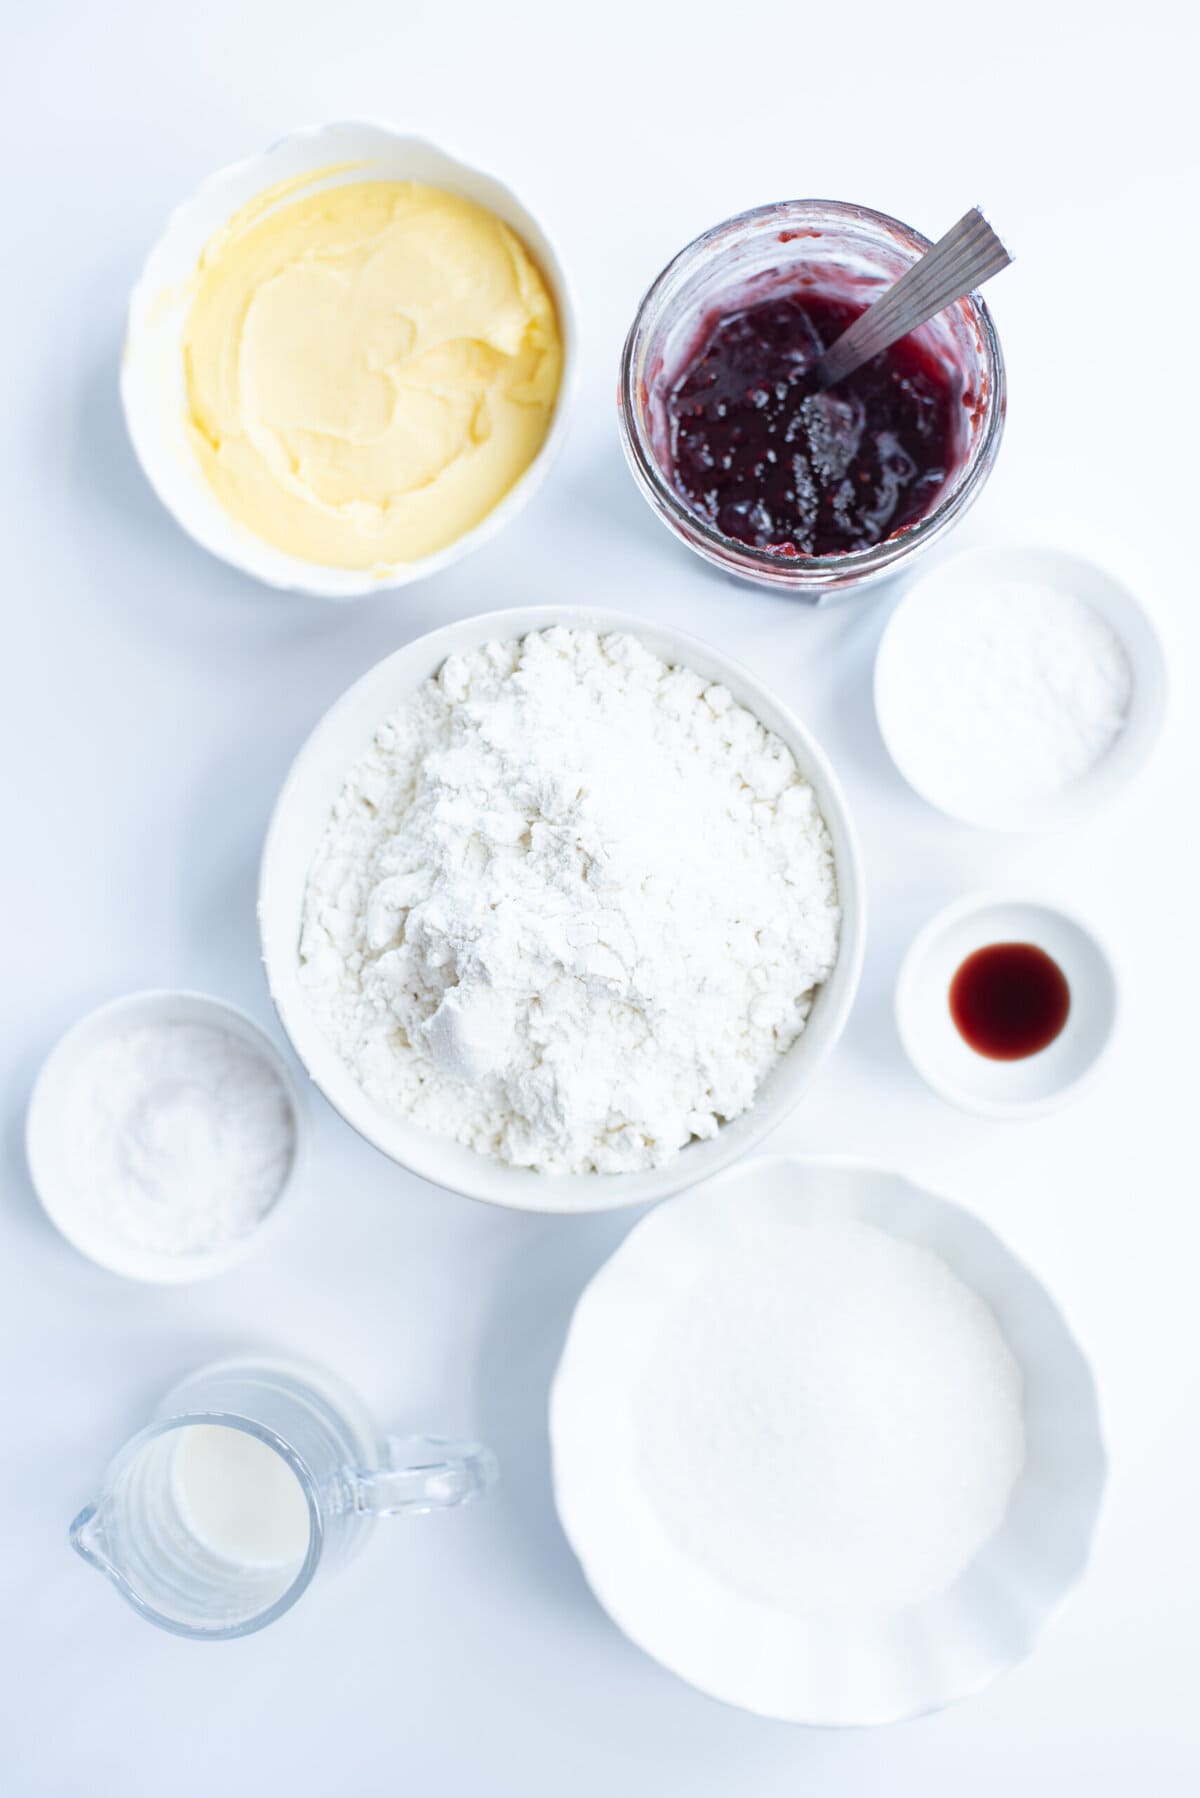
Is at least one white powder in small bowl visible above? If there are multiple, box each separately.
[879,574,1133,821]
[56,1021,296,1256]
[635,1216,1025,1615]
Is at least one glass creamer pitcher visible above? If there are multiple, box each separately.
[70,1356,497,1639]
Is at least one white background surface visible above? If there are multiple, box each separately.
[4,3,1197,1791]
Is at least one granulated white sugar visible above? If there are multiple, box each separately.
[635,1216,1025,1614]
[58,1022,295,1255]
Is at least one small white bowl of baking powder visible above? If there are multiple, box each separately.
[26,991,306,1281]
[875,546,1167,832]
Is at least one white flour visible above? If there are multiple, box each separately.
[300,628,840,1174]
[60,1022,295,1253]
[886,577,1133,813]
[635,1216,1026,1614]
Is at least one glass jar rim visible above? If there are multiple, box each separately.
[618,198,1006,588]
[87,1412,324,1640]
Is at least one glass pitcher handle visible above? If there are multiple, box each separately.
[349,1435,498,1518]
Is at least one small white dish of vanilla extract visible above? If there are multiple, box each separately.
[895,895,1119,1118]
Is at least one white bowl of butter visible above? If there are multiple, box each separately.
[122,123,577,598]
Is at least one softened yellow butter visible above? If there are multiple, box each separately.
[182,173,562,569]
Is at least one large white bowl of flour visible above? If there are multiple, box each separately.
[259,608,864,1210]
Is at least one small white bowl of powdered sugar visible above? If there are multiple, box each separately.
[26,991,304,1281]
[875,545,1166,832]
[260,608,864,1211]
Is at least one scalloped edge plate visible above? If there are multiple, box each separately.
[550,1155,1106,1724]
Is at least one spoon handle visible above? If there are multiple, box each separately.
[813,207,1011,391]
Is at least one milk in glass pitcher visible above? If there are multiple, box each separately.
[70,1356,497,1639]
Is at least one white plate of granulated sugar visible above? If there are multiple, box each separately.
[550,1157,1107,1725]
[26,991,305,1282]
[874,545,1166,831]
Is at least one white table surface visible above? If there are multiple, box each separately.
[5,2,1197,1791]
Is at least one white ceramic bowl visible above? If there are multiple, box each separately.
[896,895,1119,1118]
[122,123,578,599]
[550,1155,1107,1725]
[259,607,865,1212]
[874,545,1167,831]
[26,991,307,1282]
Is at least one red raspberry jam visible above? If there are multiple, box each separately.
[666,291,957,557]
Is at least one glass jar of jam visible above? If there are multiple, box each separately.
[618,200,1006,597]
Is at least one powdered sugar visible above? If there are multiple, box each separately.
[299,628,840,1174]
[882,576,1133,817]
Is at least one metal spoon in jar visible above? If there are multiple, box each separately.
[812,207,1012,391]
